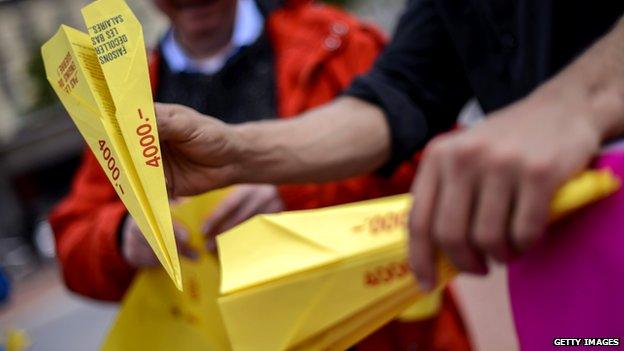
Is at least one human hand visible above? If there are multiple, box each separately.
[121,215,197,268]
[408,85,606,291]
[202,184,284,251]
[156,103,246,197]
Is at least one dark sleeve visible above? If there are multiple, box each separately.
[345,0,472,172]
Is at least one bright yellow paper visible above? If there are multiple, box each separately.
[41,0,181,289]
[217,170,620,351]
[4,328,31,351]
[102,189,233,351]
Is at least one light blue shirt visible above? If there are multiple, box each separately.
[161,0,264,75]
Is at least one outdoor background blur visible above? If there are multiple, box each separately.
[0,1,516,350]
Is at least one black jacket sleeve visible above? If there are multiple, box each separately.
[345,0,472,172]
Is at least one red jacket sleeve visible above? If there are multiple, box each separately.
[272,5,418,210]
[49,149,135,301]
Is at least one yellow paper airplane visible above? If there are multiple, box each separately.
[102,189,233,351]
[217,169,620,351]
[41,0,181,290]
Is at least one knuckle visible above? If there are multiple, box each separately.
[457,137,484,159]
[447,138,486,170]
[170,103,191,114]
[425,136,452,159]
[434,226,465,253]
[523,158,553,184]
[165,104,185,119]
[486,149,519,173]
[512,224,543,251]
[473,229,502,253]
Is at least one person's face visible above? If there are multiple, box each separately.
[154,0,237,43]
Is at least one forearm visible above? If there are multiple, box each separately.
[233,96,391,184]
[542,16,624,141]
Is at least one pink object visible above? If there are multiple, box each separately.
[508,150,624,350]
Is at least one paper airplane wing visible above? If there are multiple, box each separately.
[80,0,181,288]
[217,198,453,351]
[218,194,412,295]
[41,26,181,289]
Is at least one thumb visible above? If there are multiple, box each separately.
[155,103,200,142]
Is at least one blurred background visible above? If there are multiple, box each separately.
[0,0,516,350]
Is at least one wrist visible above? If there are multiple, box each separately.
[536,19,624,143]
[539,67,624,143]
[586,80,624,141]
[232,122,281,184]
[574,19,624,141]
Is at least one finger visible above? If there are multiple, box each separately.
[155,103,201,142]
[161,144,176,197]
[204,202,243,251]
[179,244,199,260]
[212,192,272,234]
[408,154,440,292]
[433,159,487,275]
[154,103,178,141]
[203,189,252,234]
[125,230,159,267]
[129,221,150,247]
[207,191,282,253]
[472,170,516,262]
[173,221,198,256]
[510,164,553,253]
[127,247,159,267]
[203,189,253,250]
[173,222,189,244]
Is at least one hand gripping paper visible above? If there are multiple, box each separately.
[216,170,620,351]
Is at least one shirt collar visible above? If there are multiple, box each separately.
[162,0,264,75]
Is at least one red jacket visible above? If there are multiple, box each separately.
[50,2,470,350]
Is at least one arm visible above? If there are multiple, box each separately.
[237,97,392,183]
[157,97,389,196]
[49,150,135,301]
[157,0,471,196]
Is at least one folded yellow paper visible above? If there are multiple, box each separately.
[217,170,620,351]
[41,0,181,290]
[102,189,233,351]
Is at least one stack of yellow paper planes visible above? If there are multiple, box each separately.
[41,0,182,289]
[216,194,451,351]
[216,170,620,351]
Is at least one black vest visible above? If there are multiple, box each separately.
[155,32,277,124]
